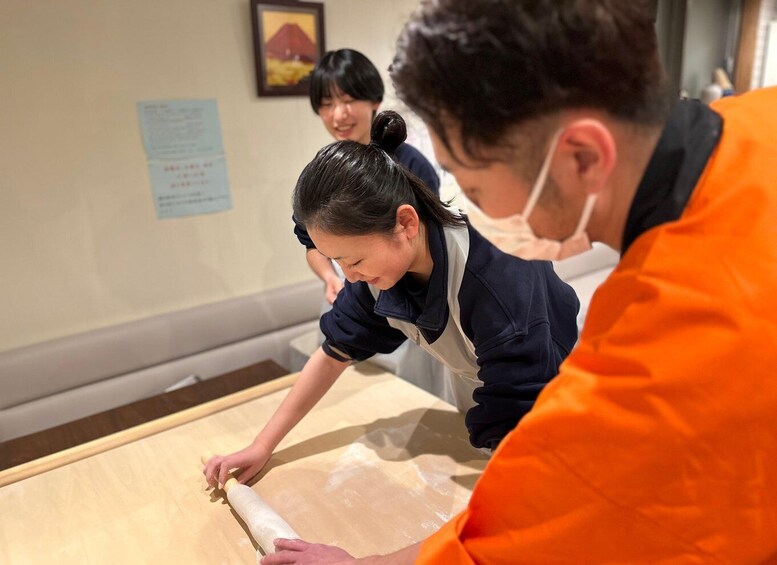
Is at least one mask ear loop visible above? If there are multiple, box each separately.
[573,194,598,236]
[521,129,564,220]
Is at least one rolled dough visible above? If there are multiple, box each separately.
[226,480,299,555]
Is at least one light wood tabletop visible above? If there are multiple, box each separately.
[0,363,488,564]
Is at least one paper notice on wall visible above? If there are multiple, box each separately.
[137,99,232,219]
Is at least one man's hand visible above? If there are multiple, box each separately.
[261,539,354,564]
[260,539,422,565]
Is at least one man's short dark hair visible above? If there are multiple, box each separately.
[390,0,670,162]
[309,49,385,114]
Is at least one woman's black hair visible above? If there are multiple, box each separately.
[294,111,462,237]
[309,49,385,114]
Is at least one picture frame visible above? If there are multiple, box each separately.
[250,0,326,97]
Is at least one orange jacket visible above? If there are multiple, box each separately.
[418,87,777,564]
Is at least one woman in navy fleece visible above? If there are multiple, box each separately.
[204,112,579,488]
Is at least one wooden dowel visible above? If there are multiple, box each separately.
[734,0,764,93]
[0,373,298,487]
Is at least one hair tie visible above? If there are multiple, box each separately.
[368,139,382,149]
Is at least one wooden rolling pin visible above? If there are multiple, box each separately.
[201,453,299,556]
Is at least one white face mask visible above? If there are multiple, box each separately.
[461,130,597,261]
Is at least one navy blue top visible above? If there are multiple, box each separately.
[319,219,580,449]
[294,142,440,249]
[394,142,440,195]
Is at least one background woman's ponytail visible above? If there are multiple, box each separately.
[370,110,406,154]
[294,111,463,237]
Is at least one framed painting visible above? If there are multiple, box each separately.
[250,0,326,97]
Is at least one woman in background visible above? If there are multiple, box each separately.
[295,49,446,402]
[296,48,439,304]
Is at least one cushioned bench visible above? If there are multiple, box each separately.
[552,243,620,330]
[2,245,619,443]
[0,280,321,442]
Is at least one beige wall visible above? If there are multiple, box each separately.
[0,0,425,351]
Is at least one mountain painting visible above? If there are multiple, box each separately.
[252,1,325,96]
[264,20,316,86]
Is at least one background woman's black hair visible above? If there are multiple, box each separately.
[309,49,385,114]
[294,111,462,236]
[370,109,405,154]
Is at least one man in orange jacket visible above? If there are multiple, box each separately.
[262,1,777,563]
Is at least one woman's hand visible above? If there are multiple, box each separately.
[324,274,344,304]
[203,442,272,488]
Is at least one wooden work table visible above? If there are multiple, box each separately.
[0,363,488,563]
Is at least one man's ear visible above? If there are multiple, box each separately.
[396,204,421,239]
[553,119,616,196]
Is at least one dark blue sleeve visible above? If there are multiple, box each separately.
[459,238,579,449]
[320,280,408,362]
[467,316,567,450]
[292,215,316,249]
[395,143,440,196]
